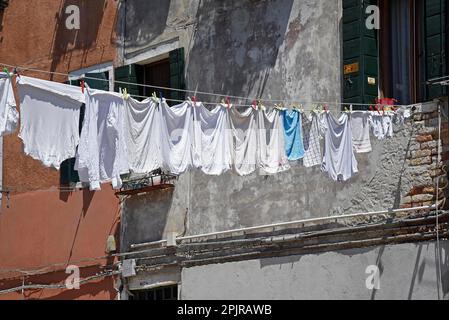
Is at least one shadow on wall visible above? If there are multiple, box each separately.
[120,0,171,50]
[121,188,175,251]
[187,0,294,101]
[48,0,109,78]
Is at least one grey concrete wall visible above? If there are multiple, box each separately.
[180,241,449,300]
[119,0,342,103]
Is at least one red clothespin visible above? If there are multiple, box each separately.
[226,97,231,109]
[369,105,373,112]
[323,104,328,112]
[80,80,85,93]
[375,105,381,115]
[252,100,257,110]
[192,96,197,106]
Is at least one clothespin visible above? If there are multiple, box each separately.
[124,88,129,100]
[151,92,159,103]
[375,105,381,115]
[13,67,20,77]
[226,97,231,109]
[251,100,257,110]
[344,106,350,113]
[80,80,85,93]
[2,67,11,77]
[192,96,197,106]
[257,99,266,112]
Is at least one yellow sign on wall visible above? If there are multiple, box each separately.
[344,62,359,74]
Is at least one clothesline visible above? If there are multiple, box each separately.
[0,73,412,191]
[0,62,414,109]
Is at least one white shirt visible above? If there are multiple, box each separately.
[76,89,129,190]
[321,112,358,182]
[17,76,83,169]
[0,73,18,136]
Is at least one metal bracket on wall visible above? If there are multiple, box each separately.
[115,170,178,197]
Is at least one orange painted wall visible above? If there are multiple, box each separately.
[0,1,120,299]
[0,0,119,191]
[0,186,121,300]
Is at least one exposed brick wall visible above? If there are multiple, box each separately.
[402,100,449,210]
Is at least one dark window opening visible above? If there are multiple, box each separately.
[114,48,185,105]
[142,58,171,102]
[129,285,178,301]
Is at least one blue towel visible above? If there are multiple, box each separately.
[282,110,305,161]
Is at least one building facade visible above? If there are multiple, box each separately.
[0,0,448,300]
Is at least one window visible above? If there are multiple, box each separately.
[342,0,379,106]
[115,48,186,104]
[343,0,449,105]
[129,285,178,301]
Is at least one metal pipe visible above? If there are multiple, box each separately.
[130,205,436,250]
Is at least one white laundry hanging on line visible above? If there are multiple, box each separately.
[17,75,84,170]
[321,112,358,182]
[124,97,163,174]
[229,107,259,176]
[351,111,372,153]
[370,112,394,140]
[75,88,129,191]
[159,100,199,175]
[257,108,290,175]
[302,112,324,168]
[193,103,232,176]
[0,73,18,137]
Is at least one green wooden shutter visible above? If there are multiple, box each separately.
[114,64,144,97]
[343,0,379,106]
[424,0,447,99]
[85,72,110,91]
[169,48,186,102]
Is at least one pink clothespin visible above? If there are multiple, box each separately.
[252,100,257,110]
[192,96,197,106]
[80,80,85,93]
[226,97,231,109]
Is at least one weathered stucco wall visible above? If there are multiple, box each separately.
[180,241,449,300]
[119,0,342,103]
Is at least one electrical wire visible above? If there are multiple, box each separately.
[0,270,120,296]
[0,62,414,108]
